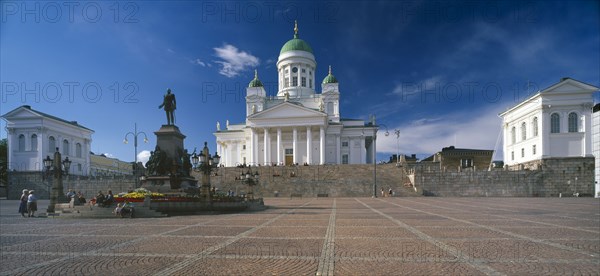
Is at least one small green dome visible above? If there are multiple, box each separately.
[248,70,263,87]
[322,65,338,84]
[280,20,313,54]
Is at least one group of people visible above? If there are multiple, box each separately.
[113,201,135,218]
[18,189,38,217]
[66,189,87,205]
[89,190,114,207]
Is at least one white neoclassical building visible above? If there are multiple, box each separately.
[499,78,598,167]
[593,103,599,197]
[214,23,378,167]
[2,105,94,175]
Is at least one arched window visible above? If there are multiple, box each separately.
[18,134,25,151]
[532,117,538,137]
[521,122,527,141]
[63,140,69,156]
[49,136,56,152]
[31,134,38,151]
[76,143,82,158]
[550,113,560,133]
[568,112,578,132]
[511,127,516,144]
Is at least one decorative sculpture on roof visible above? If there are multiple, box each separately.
[216,121,220,131]
[159,89,177,125]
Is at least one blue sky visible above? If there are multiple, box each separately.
[1,0,599,164]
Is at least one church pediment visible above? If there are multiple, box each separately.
[248,102,325,120]
[542,78,598,95]
[2,106,41,121]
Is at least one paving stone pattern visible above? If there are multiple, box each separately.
[1,198,598,275]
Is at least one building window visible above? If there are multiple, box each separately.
[327,102,334,115]
[521,148,525,158]
[18,134,25,151]
[63,140,69,156]
[284,78,289,88]
[342,154,349,164]
[342,141,349,147]
[292,67,298,73]
[551,113,560,133]
[309,79,312,88]
[532,117,538,137]
[77,163,82,172]
[49,136,56,151]
[242,145,246,150]
[461,159,473,168]
[285,149,293,155]
[31,134,37,151]
[521,122,527,141]
[511,151,514,160]
[532,144,536,155]
[301,77,306,87]
[511,127,516,144]
[309,71,312,75]
[292,77,298,86]
[76,143,82,158]
[568,112,578,132]
[301,68,305,73]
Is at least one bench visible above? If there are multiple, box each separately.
[290,193,303,199]
[316,193,329,198]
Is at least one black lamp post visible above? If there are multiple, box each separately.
[239,167,259,200]
[123,123,148,188]
[191,142,220,201]
[44,147,71,213]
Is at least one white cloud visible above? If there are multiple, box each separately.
[190,58,206,67]
[137,150,151,166]
[377,105,505,160]
[103,153,115,158]
[213,44,259,78]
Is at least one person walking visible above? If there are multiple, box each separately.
[27,190,38,217]
[18,189,28,217]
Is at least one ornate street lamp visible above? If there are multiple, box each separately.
[123,123,148,187]
[45,147,71,213]
[191,142,220,201]
[239,167,259,200]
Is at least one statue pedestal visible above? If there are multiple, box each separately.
[141,175,198,193]
[155,125,186,157]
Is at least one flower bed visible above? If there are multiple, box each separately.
[113,187,244,203]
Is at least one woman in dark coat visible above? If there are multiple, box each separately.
[18,189,28,217]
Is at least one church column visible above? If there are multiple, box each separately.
[306,126,312,164]
[293,128,298,165]
[277,128,282,165]
[336,135,341,164]
[541,111,550,158]
[319,126,325,165]
[250,128,256,165]
[264,128,270,165]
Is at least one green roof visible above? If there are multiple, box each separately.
[280,21,313,54]
[322,65,338,84]
[248,70,263,87]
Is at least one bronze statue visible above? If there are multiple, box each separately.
[159,89,177,125]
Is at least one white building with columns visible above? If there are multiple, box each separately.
[499,78,598,167]
[214,23,378,167]
[2,105,94,176]
[593,103,599,197]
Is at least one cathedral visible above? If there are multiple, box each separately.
[214,22,378,167]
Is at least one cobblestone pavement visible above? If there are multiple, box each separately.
[1,198,598,275]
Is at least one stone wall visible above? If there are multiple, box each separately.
[192,164,416,198]
[413,157,595,197]
[7,172,136,200]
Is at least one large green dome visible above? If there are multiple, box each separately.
[280,38,313,54]
[280,21,313,54]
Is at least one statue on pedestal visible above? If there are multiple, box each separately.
[159,89,177,125]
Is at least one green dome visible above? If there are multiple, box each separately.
[280,38,313,54]
[248,70,263,87]
[280,20,313,54]
[322,65,338,84]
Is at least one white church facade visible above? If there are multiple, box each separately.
[214,23,378,167]
[499,78,598,167]
[2,105,94,176]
